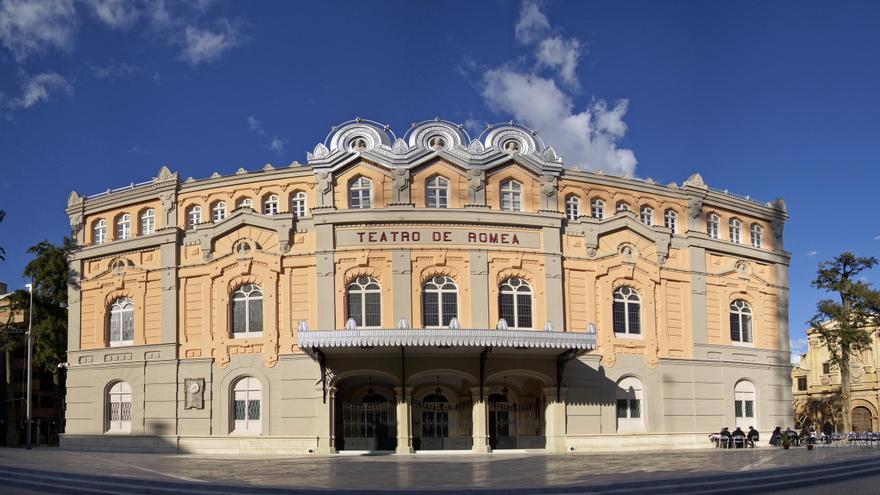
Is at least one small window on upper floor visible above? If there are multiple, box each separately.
[664,209,677,233]
[186,206,201,230]
[263,195,279,216]
[212,201,227,222]
[116,214,131,240]
[349,176,372,209]
[750,224,763,248]
[93,219,107,245]
[822,362,831,375]
[291,191,308,217]
[729,218,742,244]
[616,202,630,213]
[591,199,605,220]
[140,209,155,235]
[639,206,653,226]
[565,195,581,221]
[426,176,449,208]
[797,376,807,391]
[707,213,720,239]
[237,198,253,209]
[500,180,522,212]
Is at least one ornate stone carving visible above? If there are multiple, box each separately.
[586,247,597,258]
[154,166,175,182]
[184,378,205,409]
[687,197,702,219]
[540,175,557,198]
[391,138,409,153]
[311,143,330,159]
[393,168,409,191]
[467,139,485,153]
[683,172,706,188]
[468,169,484,192]
[657,254,667,265]
[67,191,81,206]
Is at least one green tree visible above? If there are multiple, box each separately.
[23,238,74,377]
[0,209,6,261]
[809,252,879,433]
[1,289,28,445]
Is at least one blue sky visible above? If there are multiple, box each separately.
[0,0,877,360]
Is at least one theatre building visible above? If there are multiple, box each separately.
[61,119,792,453]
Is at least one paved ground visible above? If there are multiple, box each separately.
[0,446,879,493]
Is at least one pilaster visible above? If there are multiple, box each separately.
[469,251,489,328]
[543,226,564,332]
[315,223,336,330]
[776,263,790,351]
[543,386,568,453]
[470,387,490,453]
[394,386,414,454]
[315,386,337,454]
[689,246,708,346]
[392,250,412,326]
[159,239,178,345]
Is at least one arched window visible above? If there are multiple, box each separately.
[565,195,581,220]
[263,194,279,215]
[186,205,201,230]
[706,213,720,239]
[108,297,134,346]
[140,209,155,235]
[730,300,753,343]
[232,377,262,434]
[349,176,372,209]
[231,284,263,337]
[639,206,653,226]
[500,180,522,212]
[426,176,449,208]
[116,214,131,240]
[613,286,641,336]
[212,201,227,222]
[591,199,605,219]
[729,218,742,244]
[664,209,677,233]
[237,197,253,209]
[734,380,756,429]
[422,276,458,328]
[347,277,381,328]
[499,277,533,329]
[750,224,763,248]
[106,381,132,433]
[616,377,644,432]
[291,191,308,217]
[616,202,630,213]
[93,219,107,245]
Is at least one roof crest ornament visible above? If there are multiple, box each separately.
[683,173,707,188]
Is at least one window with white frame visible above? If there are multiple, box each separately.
[729,218,742,244]
[237,198,253,209]
[140,209,155,235]
[349,176,372,209]
[106,381,132,433]
[500,180,522,212]
[565,195,581,220]
[616,376,644,432]
[93,219,107,245]
[186,205,201,230]
[734,380,756,429]
[750,224,763,248]
[591,199,605,219]
[108,297,134,346]
[664,209,677,233]
[730,299,753,343]
[347,277,381,327]
[231,284,263,337]
[498,277,533,329]
[639,206,653,226]
[263,195,279,215]
[426,176,449,208]
[707,213,720,239]
[212,201,227,222]
[613,286,641,336]
[616,202,630,213]
[116,214,131,240]
[291,191,307,217]
[422,276,458,328]
[232,377,262,434]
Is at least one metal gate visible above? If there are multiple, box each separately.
[488,398,545,449]
[339,402,397,450]
[413,400,473,450]
[852,406,873,432]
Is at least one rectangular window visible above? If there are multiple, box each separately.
[232,300,246,334]
[248,298,263,334]
[248,399,261,420]
[797,377,807,391]
[616,399,628,419]
[499,293,515,326]
[744,400,754,418]
[234,399,246,420]
[613,301,626,333]
[122,309,134,341]
[629,399,641,419]
[516,293,532,328]
[441,293,457,326]
[347,293,362,326]
[730,312,740,341]
[364,292,381,327]
[627,303,641,334]
[823,362,831,374]
[735,400,743,418]
[423,292,439,327]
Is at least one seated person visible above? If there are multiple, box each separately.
[719,427,732,448]
[731,427,747,447]
[747,426,759,447]
[769,426,782,446]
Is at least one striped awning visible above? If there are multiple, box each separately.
[297,328,597,350]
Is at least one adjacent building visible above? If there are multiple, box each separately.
[61,119,792,453]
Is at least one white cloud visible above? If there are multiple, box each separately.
[247,114,262,133]
[0,0,78,61]
[476,1,636,175]
[91,62,141,80]
[874,235,880,241]
[269,136,286,154]
[514,0,549,44]
[7,72,72,110]
[463,118,485,136]
[246,114,285,154]
[179,19,241,66]
[790,337,808,366]
[83,0,140,30]
[129,144,148,154]
[806,250,819,257]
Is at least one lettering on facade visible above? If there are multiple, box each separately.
[338,228,540,248]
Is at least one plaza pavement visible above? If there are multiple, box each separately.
[0,446,879,493]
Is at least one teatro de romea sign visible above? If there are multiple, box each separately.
[336,227,541,248]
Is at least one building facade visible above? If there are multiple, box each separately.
[792,326,880,432]
[61,119,792,454]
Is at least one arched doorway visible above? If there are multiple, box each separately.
[487,392,546,449]
[411,373,473,451]
[852,406,873,432]
[335,376,397,451]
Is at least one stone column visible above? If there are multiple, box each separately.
[543,226,564,332]
[392,251,412,326]
[315,223,336,330]
[394,386,414,454]
[469,252,489,328]
[689,246,708,348]
[159,239,179,345]
[543,386,568,454]
[315,386,337,454]
[471,387,491,453]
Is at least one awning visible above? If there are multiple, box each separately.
[297,328,596,351]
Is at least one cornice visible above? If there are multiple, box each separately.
[69,229,179,262]
[310,206,564,229]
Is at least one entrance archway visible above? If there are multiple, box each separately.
[409,372,474,451]
[335,376,397,451]
[852,406,873,432]
[487,389,546,449]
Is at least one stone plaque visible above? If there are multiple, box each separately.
[336,226,541,249]
[185,378,205,410]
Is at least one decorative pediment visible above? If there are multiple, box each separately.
[572,212,671,264]
[182,210,295,259]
